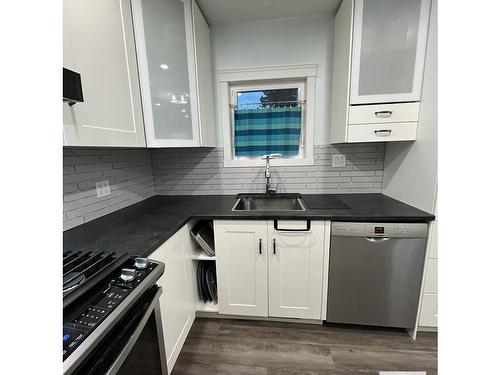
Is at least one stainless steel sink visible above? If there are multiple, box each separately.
[232,194,306,211]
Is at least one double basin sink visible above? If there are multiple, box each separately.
[232,193,306,212]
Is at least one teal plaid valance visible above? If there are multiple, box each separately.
[234,107,302,157]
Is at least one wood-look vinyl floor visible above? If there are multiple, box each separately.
[171,318,437,375]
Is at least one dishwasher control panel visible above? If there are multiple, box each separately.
[332,222,428,238]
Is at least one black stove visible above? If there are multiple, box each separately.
[63,252,165,374]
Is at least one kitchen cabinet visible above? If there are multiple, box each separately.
[268,221,326,319]
[63,0,146,147]
[132,0,216,147]
[214,220,269,317]
[350,0,431,104]
[149,225,195,373]
[330,0,431,143]
[419,220,438,327]
[214,220,327,319]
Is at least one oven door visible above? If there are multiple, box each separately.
[73,285,168,375]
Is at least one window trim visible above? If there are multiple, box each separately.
[219,64,317,167]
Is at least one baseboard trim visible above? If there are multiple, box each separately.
[418,326,438,332]
[195,311,323,325]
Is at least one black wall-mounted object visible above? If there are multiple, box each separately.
[63,68,84,106]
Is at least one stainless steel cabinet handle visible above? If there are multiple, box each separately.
[273,239,276,254]
[375,110,393,118]
[274,220,311,232]
[259,239,262,254]
[374,129,392,136]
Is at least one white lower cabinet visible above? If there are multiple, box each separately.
[419,220,438,328]
[214,220,269,317]
[419,294,437,327]
[268,221,325,319]
[149,225,195,373]
[215,220,327,320]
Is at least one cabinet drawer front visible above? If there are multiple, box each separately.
[347,122,417,143]
[424,258,437,294]
[349,103,420,124]
[419,294,438,327]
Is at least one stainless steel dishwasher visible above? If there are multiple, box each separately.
[326,222,428,328]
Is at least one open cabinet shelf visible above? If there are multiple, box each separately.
[192,253,216,261]
[189,219,218,314]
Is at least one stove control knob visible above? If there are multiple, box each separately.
[134,257,150,270]
[119,268,138,282]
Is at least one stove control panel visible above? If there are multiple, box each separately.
[63,257,159,361]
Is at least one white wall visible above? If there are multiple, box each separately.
[382,0,437,215]
[211,15,335,146]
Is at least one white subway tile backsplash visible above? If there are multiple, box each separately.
[152,144,385,195]
[63,143,385,230]
[63,147,155,231]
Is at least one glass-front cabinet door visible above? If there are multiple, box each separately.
[350,0,432,104]
[132,0,199,147]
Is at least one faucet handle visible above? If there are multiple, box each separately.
[273,181,280,192]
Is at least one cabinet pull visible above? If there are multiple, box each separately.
[274,220,311,232]
[374,129,392,137]
[374,110,393,118]
[273,239,276,255]
[259,239,262,254]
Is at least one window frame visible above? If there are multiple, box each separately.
[219,64,317,167]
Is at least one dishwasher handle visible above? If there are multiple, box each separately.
[365,237,391,243]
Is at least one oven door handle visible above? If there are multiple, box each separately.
[105,287,164,375]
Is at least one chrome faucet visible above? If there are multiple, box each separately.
[262,154,282,194]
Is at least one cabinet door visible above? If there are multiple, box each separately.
[268,221,325,319]
[132,0,200,147]
[214,220,268,317]
[149,225,195,373]
[63,0,145,147]
[350,0,431,104]
[191,0,216,147]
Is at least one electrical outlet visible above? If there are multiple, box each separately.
[332,154,346,167]
[95,180,111,198]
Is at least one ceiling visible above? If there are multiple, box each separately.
[196,0,342,25]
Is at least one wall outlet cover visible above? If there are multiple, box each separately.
[332,154,346,167]
[95,180,111,198]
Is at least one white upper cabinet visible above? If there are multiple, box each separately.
[63,0,146,147]
[350,0,431,104]
[132,0,216,147]
[330,0,432,144]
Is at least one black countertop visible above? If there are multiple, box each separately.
[63,194,435,258]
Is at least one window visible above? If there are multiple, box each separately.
[231,82,305,159]
[219,65,317,167]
